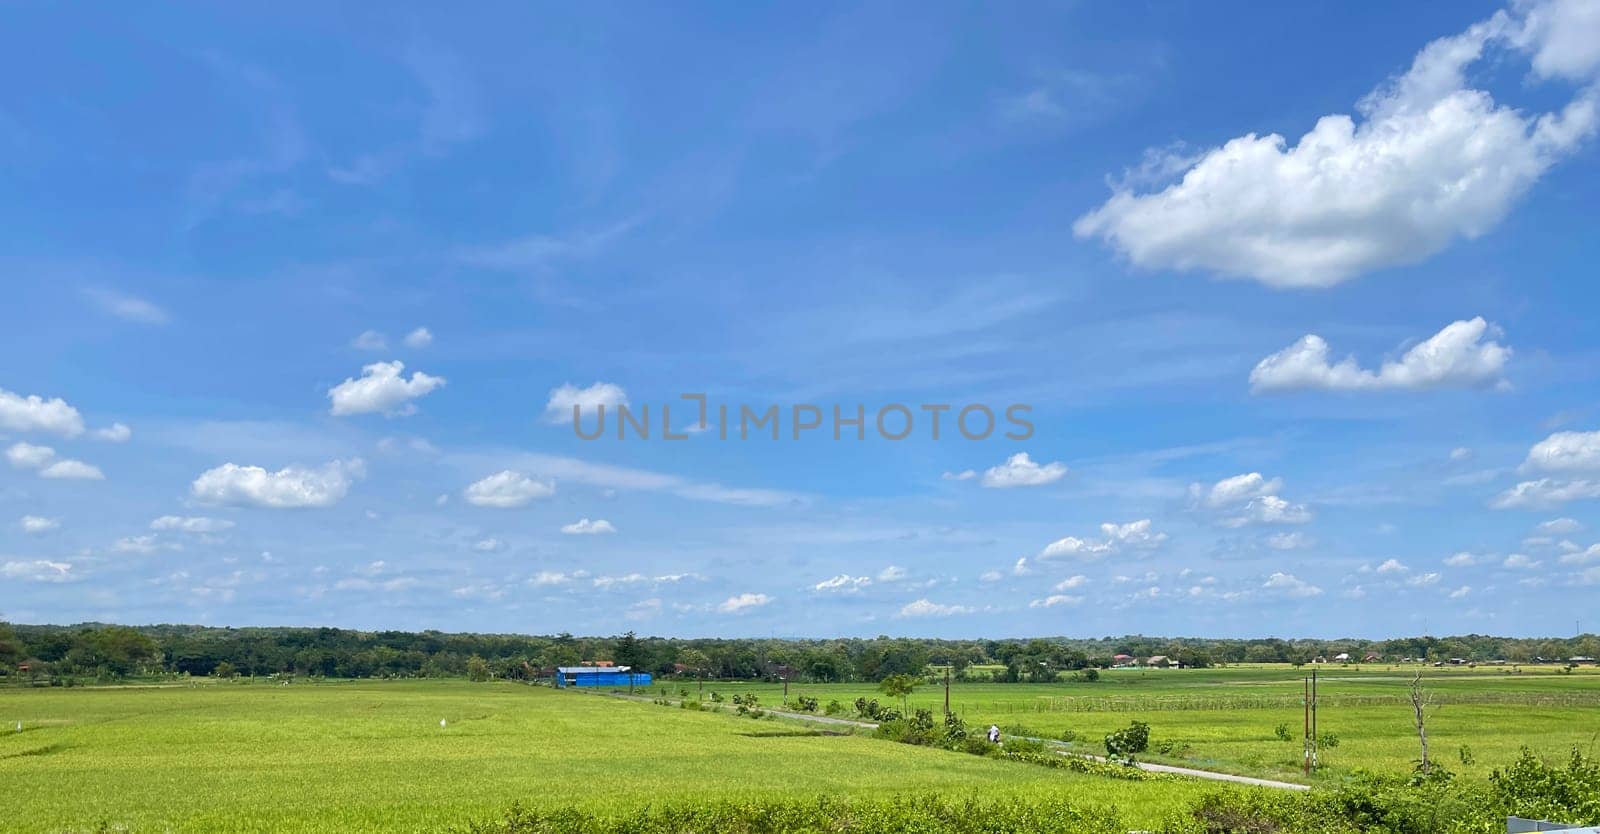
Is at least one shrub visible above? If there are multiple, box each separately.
[1274,723,1293,742]
[1104,720,1151,761]
[824,699,844,716]
[679,699,703,711]
[792,695,819,713]
[1059,729,1079,744]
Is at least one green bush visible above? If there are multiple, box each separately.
[1104,720,1151,760]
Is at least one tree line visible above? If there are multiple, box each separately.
[2,620,1596,683]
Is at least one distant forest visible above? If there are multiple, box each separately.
[3,620,1598,683]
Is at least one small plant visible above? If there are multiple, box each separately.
[1459,745,1475,766]
[1275,723,1293,742]
[1104,721,1151,761]
[793,695,819,713]
[1317,731,1340,749]
[709,691,723,703]
[824,699,844,716]
[1058,728,1079,744]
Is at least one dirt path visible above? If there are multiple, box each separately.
[598,691,1310,791]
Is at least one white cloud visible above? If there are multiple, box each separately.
[40,459,105,480]
[1195,472,1282,507]
[1451,447,1474,461]
[1266,531,1314,551]
[1449,585,1472,599]
[1263,571,1323,598]
[1376,558,1409,574]
[1011,557,1033,576]
[19,515,59,534]
[529,570,586,587]
[1536,517,1583,534]
[1521,430,1600,474]
[978,452,1068,488]
[0,388,85,437]
[1029,594,1082,609]
[1,559,75,582]
[191,459,364,508]
[898,598,974,617]
[1503,553,1542,569]
[978,570,1003,583]
[877,565,908,582]
[1491,479,1600,509]
[1406,571,1442,587]
[1054,574,1090,591]
[464,471,555,508]
[1559,544,1600,565]
[114,535,162,554]
[1040,519,1166,562]
[94,422,132,443]
[83,287,169,324]
[544,382,628,424]
[941,469,977,482]
[1250,319,1511,393]
[150,515,235,534]
[473,537,504,552]
[813,574,873,593]
[403,327,434,348]
[1074,5,1600,287]
[352,330,387,351]
[717,592,772,614]
[1221,495,1312,528]
[6,442,57,469]
[560,518,617,535]
[327,361,446,417]
[1444,551,1481,567]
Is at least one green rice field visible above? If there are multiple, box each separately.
[4,664,1598,832]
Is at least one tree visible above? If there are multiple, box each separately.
[678,648,711,699]
[214,661,236,679]
[1410,667,1435,775]
[466,655,491,682]
[880,673,918,714]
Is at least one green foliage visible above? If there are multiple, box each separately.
[467,794,1124,834]
[213,661,236,679]
[466,655,491,682]
[791,695,818,712]
[1274,722,1292,742]
[823,699,844,716]
[1104,720,1151,760]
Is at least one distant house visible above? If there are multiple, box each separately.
[1145,655,1170,668]
[1363,652,1381,662]
[555,665,651,688]
[1112,654,1135,667]
[1333,652,1351,662]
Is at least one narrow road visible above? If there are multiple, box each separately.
[597,691,1310,791]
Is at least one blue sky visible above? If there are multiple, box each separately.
[5,1,1600,638]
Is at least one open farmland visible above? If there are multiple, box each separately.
[717,664,1600,783]
[0,679,1225,834]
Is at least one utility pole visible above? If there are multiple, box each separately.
[944,667,951,716]
[1310,667,1319,770]
[1303,676,1311,775]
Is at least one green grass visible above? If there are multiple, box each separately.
[0,679,1220,833]
[712,665,1600,783]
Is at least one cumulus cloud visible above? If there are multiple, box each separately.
[529,569,586,587]
[20,515,59,533]
[464,470,555,508]
[941,469,977,482]
[352,330,387,351]
[1521,429,1600,474]
[1536,517,1583,534]
[1444,551,1481,567]
[94,422,132,443]
[813,574,873,593]
[1406,571,1443,587]
[560,518,616,535]
[6,442,103,480]
[1195,472,1282,507]
[150,515,235,534]
[1491,478,1600,509]
[1376,558,1409,574]
[545,382,628,424]
[1503,553,1542,569]
[1,559,75,582]
[191,459,364,508]
[1263,572,1323,598]
[877,565,909,582]
[473,537,504,552]
[1040,519,1167,562]
[1189,475,1314,529]
[978,453,1068,488]
[1250,319,1511,393]
[717,592,772,613]
[0,387,84,437]
[403,327,434,348]
[327,361,446,417]
[1029,594,1082,609]
[1075,3,1600,287]
[898,598,974,617]
[1055,575,1090,591]
[1266,531,1314,551]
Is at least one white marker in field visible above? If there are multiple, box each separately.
[440,719,447,728]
